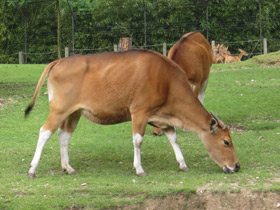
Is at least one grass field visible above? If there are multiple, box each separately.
[0,53,279,209]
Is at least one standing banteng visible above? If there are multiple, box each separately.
[25,49,240,178]
[153,32,215,136]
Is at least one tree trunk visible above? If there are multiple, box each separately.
[57,0,61,59]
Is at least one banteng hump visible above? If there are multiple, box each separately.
[25,49,239,178]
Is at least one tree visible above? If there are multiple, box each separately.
[57,0,62,59]
[0,0,280,63]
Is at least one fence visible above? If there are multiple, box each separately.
[16,38,277,64]
[2,0,280,64]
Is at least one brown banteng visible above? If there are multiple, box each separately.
[168,32,214,103]
[25,49,240,178]
[153,32,215,135]
[225,48,248,63]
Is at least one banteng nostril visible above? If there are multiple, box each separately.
[235,162,240,171]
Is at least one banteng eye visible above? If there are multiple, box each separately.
[224,140,230,146]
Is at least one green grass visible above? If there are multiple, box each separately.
[250,50,280,66]
[0,57,279,209]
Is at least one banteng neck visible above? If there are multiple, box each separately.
[170,87,212,135]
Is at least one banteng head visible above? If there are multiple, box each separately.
[201,112,240,173]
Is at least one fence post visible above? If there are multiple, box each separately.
[114,44,118,52]
[263,38,267,54]
[118,37,132,51]
[211,40,215,54]
[163,42,167,56]
[19,51,24,64]
[65,47,69,58]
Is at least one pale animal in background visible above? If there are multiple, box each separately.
[224,48,248,63]
[214,44,228,64]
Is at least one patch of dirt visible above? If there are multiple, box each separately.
[113,191,280,210]
[0,98,6,105]
[229,125,247,132]
[0,98,16,109]
[0,98,14,109]
[275,61,280,67]
[263,62,280,68]
[65,205,85,210]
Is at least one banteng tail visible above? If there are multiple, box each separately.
[24,60,60,118]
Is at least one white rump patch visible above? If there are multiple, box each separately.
[47,81,54,101]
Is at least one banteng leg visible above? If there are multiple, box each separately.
[59,111,81,175]
[28,127,52,178]
[132,112,148,176]
[198,79,208,104]
[164,127,189,172]
[28,111,67,178]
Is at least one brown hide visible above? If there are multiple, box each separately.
[26,49,239,177]
[28,50,207,133]
[168,32,214,97]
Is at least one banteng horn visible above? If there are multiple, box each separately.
[210,112,226,130]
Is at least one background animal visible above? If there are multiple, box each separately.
[214,44,228,63]
[214,45,248,63]
[225,48,248,63]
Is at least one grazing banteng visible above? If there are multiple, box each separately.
[153,32,215,135]
[25,50,240,178]
[225,48,248,63]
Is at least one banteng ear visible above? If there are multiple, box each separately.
[209,118,218,133]
[210,112,226,130]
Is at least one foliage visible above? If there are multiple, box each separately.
[0,57,279,209]
[0,0,280,63]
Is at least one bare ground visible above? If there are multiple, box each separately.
[113,191,280,210]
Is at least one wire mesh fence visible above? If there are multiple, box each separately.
[10,37,276,65]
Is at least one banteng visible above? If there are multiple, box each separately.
[25,50,240,178]
[153,32,215,135]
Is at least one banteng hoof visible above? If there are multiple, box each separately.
[68,170,77,175]
[181,166,190,172]
[28,172,36,179]
[63,166,77,175]
[153,132,163,136]
[137,172,147,177]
